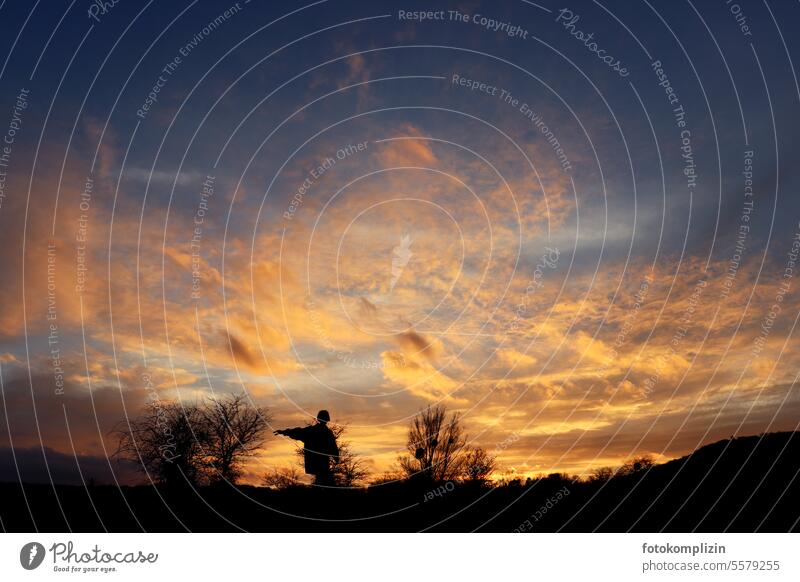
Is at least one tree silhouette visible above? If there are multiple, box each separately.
[330,425,369,487]
[400,405,467,482]
[115,395,270,485]
[588,466,616,483]
[619,455,656,476]
[199,394,271,483]
[262,466,304,489]
[369,471,405,486]
[463,447,496,482]
[114,400,206,486]
[587,455,655,484]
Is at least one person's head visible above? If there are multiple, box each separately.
[316,410,331,424]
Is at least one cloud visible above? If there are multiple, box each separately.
[223,330,258,370]
[495,348,538,370]
[393,330,441,361]
[376,126,438,167]
[379,349,459,402]
[123,167,203,186]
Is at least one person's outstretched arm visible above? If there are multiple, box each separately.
[275,426,308,441]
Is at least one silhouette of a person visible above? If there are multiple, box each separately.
[275,410,339,486]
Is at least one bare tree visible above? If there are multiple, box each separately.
[619,455,655,476]
[586,455,656,484]
[330,425,369,487]
[463,447,496,482]
[262,466,304,489]
[399,405,467,482]
[114,400,206,486]
[369,471,405,486]
[199,394,271,483]
[588,466,616,483]
[115,395,271,486]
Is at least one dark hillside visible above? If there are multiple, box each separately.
[1,432,797,532]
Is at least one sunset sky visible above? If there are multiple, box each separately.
[1,0,799,486]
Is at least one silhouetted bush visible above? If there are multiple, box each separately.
[330,428,370,487]
[200,394,271,483]
[114,401,206,486]
[463,447,496,482]
[619,455,656,476]
[262,466,305,490]
[399,405,467,482]
[114,394,270,486]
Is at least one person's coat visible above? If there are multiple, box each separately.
[281,423,339,476]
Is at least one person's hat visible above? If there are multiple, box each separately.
[317,410,331,423]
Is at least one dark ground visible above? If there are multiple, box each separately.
[2,432,798,532]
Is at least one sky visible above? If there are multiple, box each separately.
[1,0,799,486]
